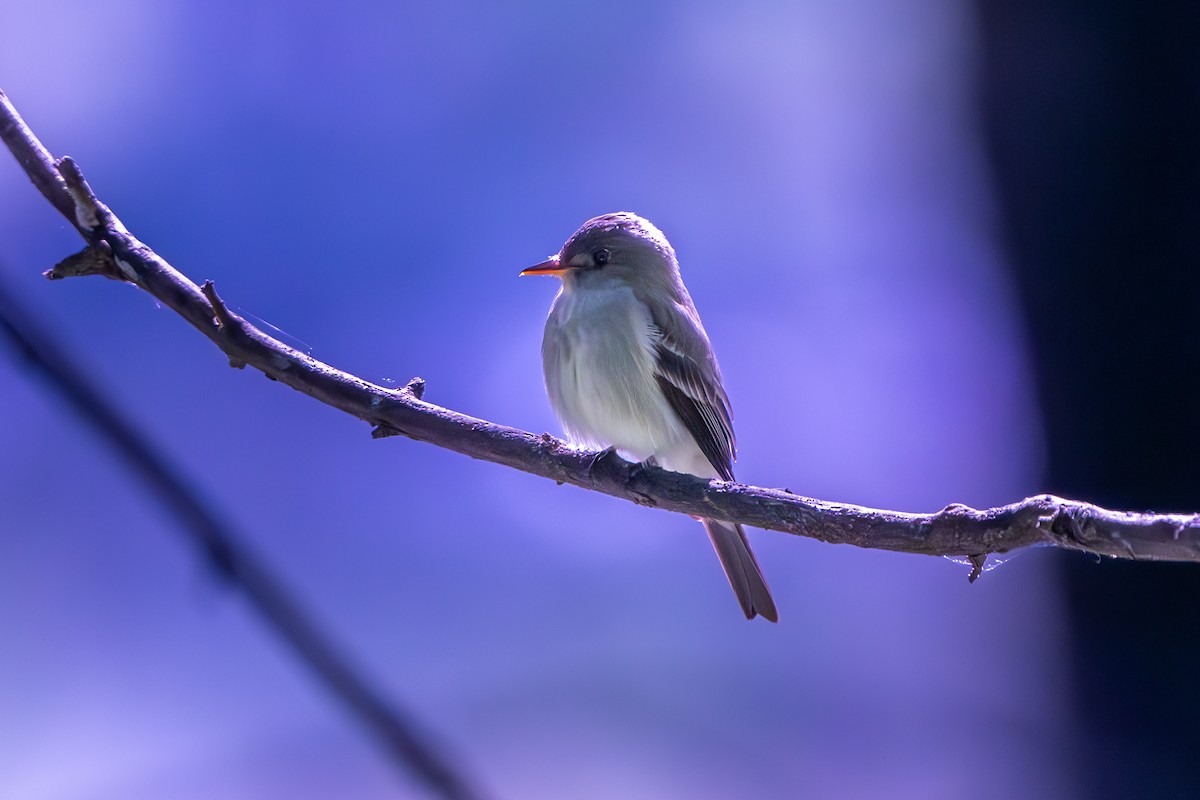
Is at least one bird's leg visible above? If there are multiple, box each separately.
[625,456,663,507]
[630,455,659,481]
[586,446,620,482]
[586,449,660,507]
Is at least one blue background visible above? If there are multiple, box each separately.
[1,2,1195,798]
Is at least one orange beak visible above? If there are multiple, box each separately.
[519,257,568,277]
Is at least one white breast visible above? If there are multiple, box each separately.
[542,284,688,461]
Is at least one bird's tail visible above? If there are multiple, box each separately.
[703,518,778,622]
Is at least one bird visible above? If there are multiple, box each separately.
[521,212,777,622]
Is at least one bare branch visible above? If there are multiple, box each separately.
[0,90,78,226]
[3,87,1199,569]
[56,155,102,230]
[44,241,122,281]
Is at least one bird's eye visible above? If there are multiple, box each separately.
[593,248,610,266]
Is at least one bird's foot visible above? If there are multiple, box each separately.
[586,446,620,483]
[623,456,662,507]
[630,455,659,482]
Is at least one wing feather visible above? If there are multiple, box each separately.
[649,306,737,481]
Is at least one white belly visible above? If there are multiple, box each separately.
[542,285,688,462]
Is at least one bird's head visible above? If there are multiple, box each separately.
[521,212,681,295]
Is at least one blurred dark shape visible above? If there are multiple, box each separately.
[0,274,483,800]
[979,2,1200,796]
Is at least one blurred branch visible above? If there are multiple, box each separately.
[3,89,1200,574]
[0,273,485,800]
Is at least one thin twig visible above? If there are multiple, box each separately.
[0,275,487,800]
[2,87,1199,569]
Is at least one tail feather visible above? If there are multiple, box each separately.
[703,519,777,622]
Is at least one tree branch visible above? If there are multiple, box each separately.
[3,87,1199,568]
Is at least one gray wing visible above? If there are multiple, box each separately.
[648,302,737,481]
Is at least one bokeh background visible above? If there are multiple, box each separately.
[1,1,1196,798]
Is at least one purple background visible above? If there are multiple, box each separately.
[1,2,1195,798]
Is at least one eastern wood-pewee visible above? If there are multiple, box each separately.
[522,212,777,622]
